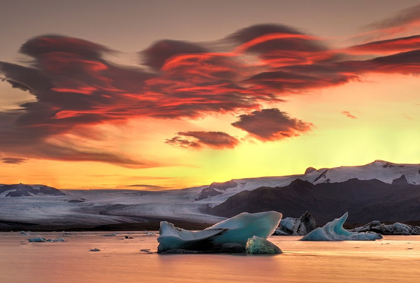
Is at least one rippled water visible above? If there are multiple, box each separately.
[0,232,419,283]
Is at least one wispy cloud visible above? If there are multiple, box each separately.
[342,111,357,119]
[1,157,27,164]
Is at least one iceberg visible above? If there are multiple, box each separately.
[245,236,282,254]
[351,221,420,235]
[301,212,382,241]
[28,237,47,242]
[47,238,65,242]
[157,211,282,253]
[28,237,65,242]
[274,211,317,236]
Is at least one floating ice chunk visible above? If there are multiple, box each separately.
[274,211,316,236]
[28,237,65,242]
[47,238,65,242]
[351,221,420,235]
[157,222,225,252]
[28,237,47,242]
[245,236,282,254]
[301,212,382,241]
[104,233,117,237]
[90,248,100,252]
[19,231,31,236]
[206,211,282,245]
[157,211,282,253]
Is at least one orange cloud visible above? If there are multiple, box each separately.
[166,131,239,149]
[232,108,313,141]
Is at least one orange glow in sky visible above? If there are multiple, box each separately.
[1,1,420,190]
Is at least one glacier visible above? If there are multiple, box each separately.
[301,212,382,241]
[157,211,282,253]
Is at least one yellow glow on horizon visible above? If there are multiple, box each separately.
[1,74,419,190]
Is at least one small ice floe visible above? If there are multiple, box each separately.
[245,236,282,255]
[28,237,65,242]
[90,248,101,252]
[28,237,47,242]
[19,231,31,236]
[301,212,382,241]
[140,249,153,254]
[47,238,65,242]
[103,233,117,237]
[143,231,154,236]
[157,211,282,253]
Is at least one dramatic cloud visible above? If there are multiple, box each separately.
[366,4,420,37]
[232,108,313,141]
[1,157,27,164]
[166,131,239,149]
[2,20,420,165]
[346,35,420,55]
[342,111,357,119]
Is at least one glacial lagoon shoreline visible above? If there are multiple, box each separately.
[1,232,420,283]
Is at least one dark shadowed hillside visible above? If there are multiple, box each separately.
[210,178,420,225]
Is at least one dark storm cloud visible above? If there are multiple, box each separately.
[166,131,239,149]
[232,108,313,141]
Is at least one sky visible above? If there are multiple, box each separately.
[1,0,420,190]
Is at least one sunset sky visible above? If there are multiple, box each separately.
[1,0,420,190]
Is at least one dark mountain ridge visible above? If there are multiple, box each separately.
[210,178,420,225]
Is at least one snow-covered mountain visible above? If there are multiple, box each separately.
[194,160,420,204]
[1,160,419,230]
[0,184,66,197]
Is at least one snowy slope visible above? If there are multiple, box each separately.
[1,160,419,228]
[197,160,420,205]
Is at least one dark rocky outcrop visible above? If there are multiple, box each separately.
[391,175,409,186]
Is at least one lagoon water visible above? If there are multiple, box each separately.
[0,232,419,283]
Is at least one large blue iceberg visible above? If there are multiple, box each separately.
[301,212,382,241]
[157,211,282,253]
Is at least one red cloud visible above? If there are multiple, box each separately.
[346,35,420,55]
[2,21,420,165]
[166,131,239,149]
[232,108,313,141]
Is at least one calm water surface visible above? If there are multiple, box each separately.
[0,232,419,283]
